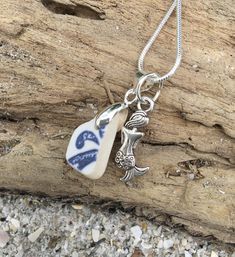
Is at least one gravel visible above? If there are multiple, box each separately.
[0,194,234,257]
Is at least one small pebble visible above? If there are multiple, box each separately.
[163,239,174,249]
[10,218,20,232]
[131,248,144,257]
[71,204,83,210]
[155,226,162,236]
[211,251,218,257]
[0,230,10,248]
[131,225,142,241]
[91,229,100,243]
[185,251,192,257]
[182,238,187,246]
[157,239,164,249]
[141,242,152,255]
[28,227,44,242]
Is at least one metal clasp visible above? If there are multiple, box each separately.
[134,73,164,104]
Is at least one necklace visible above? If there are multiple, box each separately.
[66,0,182,182]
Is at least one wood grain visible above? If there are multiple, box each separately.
[0,0,234,243]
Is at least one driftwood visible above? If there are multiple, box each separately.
[0,0,234,243]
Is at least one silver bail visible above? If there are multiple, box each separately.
[95,102,127,129]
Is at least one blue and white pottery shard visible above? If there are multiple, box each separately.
[66,103,128,179]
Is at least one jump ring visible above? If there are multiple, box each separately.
[124,89,138,106]
[137,96,154,113]
[135,73,164,103]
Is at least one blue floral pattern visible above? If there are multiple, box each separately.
[68,124,107,171]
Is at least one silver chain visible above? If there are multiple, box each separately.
[138,0,182,84]
[125,0,182,111]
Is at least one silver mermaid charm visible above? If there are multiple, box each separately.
[115,110,149,182]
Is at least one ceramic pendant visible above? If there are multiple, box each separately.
[66,103,128,179]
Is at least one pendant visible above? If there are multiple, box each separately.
[66,103,128,179]
[115,110,150,182]
[66,75,155,182]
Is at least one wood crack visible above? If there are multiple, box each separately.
[141,140,233,166]
[41,0,106,20]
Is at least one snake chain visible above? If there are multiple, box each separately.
[138,0,182,84]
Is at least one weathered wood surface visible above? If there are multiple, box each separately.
[0,0,234,243]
